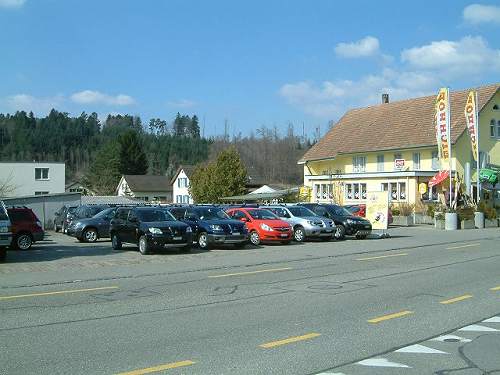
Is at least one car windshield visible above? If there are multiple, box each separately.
[196,207,229,220]
[330,205,352,216]
[93,208,115,218]
[247,209,278,220]
[137,209,173,222]
[289,206,317,217]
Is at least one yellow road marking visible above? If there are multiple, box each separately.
[368,310,413,323]
[116,360,195,375]
[208,267,292,278]
[356,253,408,261]
[446,243,480,250]
[490,286,500,291]
[0,286,118,301]
[440,294,473,304]
[259,333,321,348]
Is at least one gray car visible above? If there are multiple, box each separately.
[0,201,12,262]
[265,205,336,242]
[66,207,117,242]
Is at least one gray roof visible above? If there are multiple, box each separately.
[123,175,173,192]
[82,195,141,205]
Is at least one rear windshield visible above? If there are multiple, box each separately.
[289,206,316,217]
[195,207,229,220]
[137,209,174,222]
[247,209,278,220]
[8,210,34,223]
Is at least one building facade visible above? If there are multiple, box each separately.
[0,162,65,197]
[300,84,500,207]
[116,175,173,203]
[171,166,195,204]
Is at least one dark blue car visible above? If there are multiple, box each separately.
[167,206,248,249]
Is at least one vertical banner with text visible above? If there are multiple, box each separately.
[435,88,451,171]
[464,91,479,161]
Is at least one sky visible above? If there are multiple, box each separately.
[0,0,499,138]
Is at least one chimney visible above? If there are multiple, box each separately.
[382,93,389,104]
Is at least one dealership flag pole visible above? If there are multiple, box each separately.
[476,91,480,203]
[447,88,452,209]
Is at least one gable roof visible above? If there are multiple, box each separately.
[170,165,196,185]
[300,84,499,163]
[122,175,173,192]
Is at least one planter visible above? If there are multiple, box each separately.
[485,218,499,228]
[445,212,458,230]
[474,212,485,228]
[460,219,475,229]
[392,215,414,226]
[435,219,445,230]
[414,213,434,225]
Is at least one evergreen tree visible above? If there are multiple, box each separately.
[118,130,148,175]
[189,115,200,138]
[85,140,121,195]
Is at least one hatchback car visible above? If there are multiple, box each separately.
[226,207,292,245]
[0,201,12,262]
[66,207,117,242]
[64,205,109,233]
[110,207,192,254]
[7,206,44,250]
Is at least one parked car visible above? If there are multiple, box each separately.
[298,203,372,240]
[264,204,335,242]
[168,206,248,250]
[226,207,292,246]
[344,204,393,224]
[0,201,12,262]
[53,205,77,232]
[66,207,117,243]
[110,207,192,254]
[7,206,44,250]
[65,205,109,233]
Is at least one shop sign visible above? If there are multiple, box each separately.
[418,183,427,194]
[394,159,405,170]
[366,191,389,230]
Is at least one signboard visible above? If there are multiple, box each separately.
[435,88,451,170]
[366,191,389,230]
[418,183,427,194]
[464,91,479,161]
[394,159,405,170]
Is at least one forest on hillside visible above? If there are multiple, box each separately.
[0,109,312,192]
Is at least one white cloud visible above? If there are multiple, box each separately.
[334,36,380,58]
[166,99,197,108]
[463,4,500,25]
[0,0,25,8]
[401,36,500,76]
[70,90,135,106]
[3,94,64,115]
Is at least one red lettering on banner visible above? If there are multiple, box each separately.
[465,104,473,114]
[439,102,445,111]
[467,113,475,124]
[439,112,446,122]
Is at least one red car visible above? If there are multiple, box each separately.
[344,204,393,224]
[7,207,45,250]
[226,207,292,245]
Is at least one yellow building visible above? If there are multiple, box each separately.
[299,84,500,207]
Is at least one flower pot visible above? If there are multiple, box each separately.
[392,215,414,226]
[485,219,499,228]
[474,212,485,228]
[460,219,475,229]
[445,212,458,230]
[435,219,445,230]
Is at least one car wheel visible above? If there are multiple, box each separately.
[111,233,122,250]
[356,234,367,240]
[83,228,98,243]
[293,226,305,242]
[198,232,211,250]
[334,225,346,240]
[54,222,59,232]
[249,231,260,246]
[138,235,150,255]
[0,248,6,262]
[15,234,33,250]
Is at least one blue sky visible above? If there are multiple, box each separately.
[0,0,499,138]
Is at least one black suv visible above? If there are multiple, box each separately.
[110,207,192,254]
[298,203,372,240]
[168,206,248,250]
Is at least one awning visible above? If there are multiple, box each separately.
[428,170,449,187]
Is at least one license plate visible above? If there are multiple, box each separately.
[280,234,288,238]
[232,232,240,235]
[173,236,182,240]
[364,225,371,229]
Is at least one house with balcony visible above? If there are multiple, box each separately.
[299,84,500,206]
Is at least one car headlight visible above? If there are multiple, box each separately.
[148,227,162,234]
[307,220,315,225]
[0,226,8,233]
[260,223,273,231]
[209,224,223,232]
[346,219,356,224]
[185,226,192,233]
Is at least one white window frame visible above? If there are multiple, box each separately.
[352,156,366,173]
[381,182,407,202]
[377,154,384,172]
[345,183,367,200]
[35,168,49,180]
[413,152,421,170]
[431,150,439,170]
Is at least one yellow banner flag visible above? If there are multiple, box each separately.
[464,91,479,161]
[435,88,451,170]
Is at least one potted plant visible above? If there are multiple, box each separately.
[445,207,458,230]
[434,211,445,229]
[391,203,414,226]
[457,206,475,229]
[483,204,499,228]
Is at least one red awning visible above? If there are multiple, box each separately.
[428,170,449,187]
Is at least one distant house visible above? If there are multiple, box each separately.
[0,162,65,197]
[116,175,173,203]
[171,166,195,204]
[65,181,95,196]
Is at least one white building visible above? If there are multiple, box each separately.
[116,175,173,202]
[171,166,195,204]
[0,162,65,197]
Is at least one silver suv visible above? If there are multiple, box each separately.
[265,205,335,242]
[0,201,12,262]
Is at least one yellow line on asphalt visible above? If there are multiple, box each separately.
[116,360,195,375]
[490,286,500,291]
[259,333,321,348]
[208,267,292,278]
[356,253,408,261]
[440,294,473,304]
[368,310,413,323]
[446,243,480,250]
[0,286,119,301]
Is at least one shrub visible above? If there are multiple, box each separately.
[435,212,445,220]
[426,204,437,218]
[399,202,415,216]
[390,204,400,216]
[456,206,474,221]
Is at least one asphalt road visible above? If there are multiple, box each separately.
[1,227,499,375]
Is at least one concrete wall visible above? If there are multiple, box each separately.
[2,193,82,229]
[0,162,65,197]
